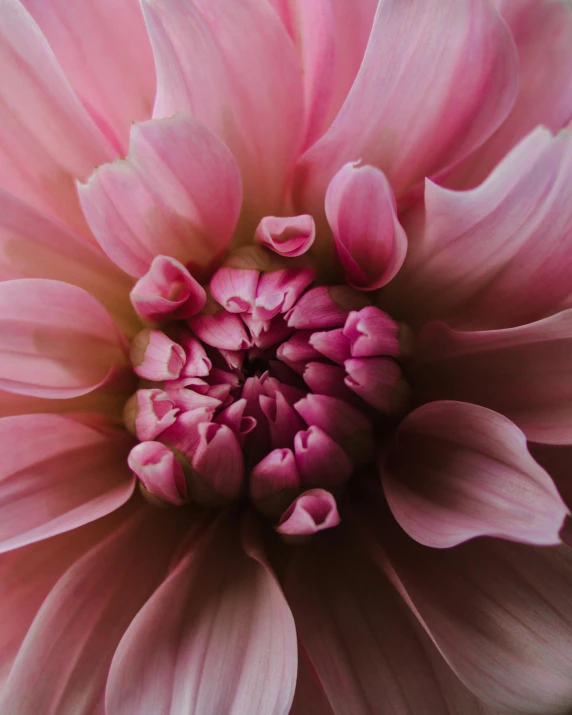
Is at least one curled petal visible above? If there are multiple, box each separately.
[189,423,245,505]
[294,426,352,487]
[277,489,340,536]
[255,215,316,257]
[210,268,259,314]
[128,441,188,505]
[325,163,407,290]
[130,330,185,381]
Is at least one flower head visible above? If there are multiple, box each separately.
[2,0,572,713]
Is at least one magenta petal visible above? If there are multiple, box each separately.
[286,286,352,330]
[277,489,340,536]
[143,0,304,219]
[189,423,245,504]
[325,163,407,290]
[3,506,189,715]
[130,255,207,322]
[412,310,572,445]
[0,414,134,553]
[294,426,352,487]
[383,401,568,548]
[303,362,356,403]
[254,215,316,257]
[295,0,519,213]
[78,115,242,277]
[254,268,315,321]
[343,307,400,358]
[189,311,252,351]
[344,357,401,412]
[106,517,297,715]
[0,279,126,399]
[309,328,351,365]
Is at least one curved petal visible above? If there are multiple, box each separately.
[412,311,572,444]
[383,529,572,714]
[21,0,156,153]
[391,128,572,328]
[0,0,116,236]
[295,0,519,215]
[0,279,126,398]
[106,517,297,715]
[0,414,134,553]
[530,443,572,512]
[448,0,572,188]
[2,506,190,715]
[0,190,136,336]
[383,401,568,548]
[325,162,407,289]
[143,0,304,219]
[78,115,242,278]
[285,528,480,715]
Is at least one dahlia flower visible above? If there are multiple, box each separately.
[1,0,572,712]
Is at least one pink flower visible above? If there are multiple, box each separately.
[1,0,572,712]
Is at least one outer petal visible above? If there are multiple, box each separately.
[391,128,572,328]
[79,115,242,278]
[0,279,126,398]
[2,505,190,715]
[0,414,134,553]
[412,311,572,445]
[0,0,116,235]
[21,0,156,153]
[448,0,572,188]
[0,190,136,336]
[295,0,519,214]
[383,529,572,714]
[106,517,297,715]
[325,163,407,288]
[383,401,568,548]
[143,0,304,219]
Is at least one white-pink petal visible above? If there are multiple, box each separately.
[0,279,126,398]
[383,401,568,548]
[78,115,242,277]
[106,517,297,715]
[0,414,134,553]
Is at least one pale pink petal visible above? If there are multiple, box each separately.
[0,279,126,398]
[106,517,297,715]
[78,115,242,277]
[392,128,572,328]
[448,0,572,188]
[383,401,568,548]
[0,508,129,686]
[384,529,572,713]
[128,441,188,505]
[0,414,134,553]
[413,310,572,445]
[0,0,116,236]
[285,532,455,714]
[143,0,304,219]
[325,163,407,289]
[210,268,260,314]
[254,215,315,257]
[21,0,156,153]
[2,506,190,715]
[277,489,340,536]
[0,190,136,336]
[295,0,519,214]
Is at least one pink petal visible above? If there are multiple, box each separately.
[325,163,407,290]
[344,357,401,412]
[277,489,340,536]
[343,307,400,358]
[188,423,245,505]
[0,190,135,335]
[303,362,356,403]
[130,329,185,381]
[447,0,572,189]
[210,267,259,314]
[143,0,304,219]
[294,425,353,487]
[106,517,297,715]
[383,401,568,548]
[250,448,301,518]
[21,0,156,153]
[254,268,315,321]
[0,0,116,236]
[78,115,242,277]
[0,279,126,398]
[285,532,458,714]
[254,215,315,257]
[0,414,134,553]
[286,285,368,330]
[128,441,188,505]
[384,529,572,713]
[309,328,351,365]
[124,388,179,442]
[412,310,572,445]
[295,0,518,214]
[130,255,207,323]
[393,127,572,328]
[190,310,252,351]
[2,506,190,715]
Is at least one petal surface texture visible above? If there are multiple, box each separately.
[143,0,304,218]
[106,518,297,715]
[79,115,242,277]
[383,401,568,547]
[295,0,519,214]
[0,414,134,552]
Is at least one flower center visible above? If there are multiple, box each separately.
[125,261,410,523]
